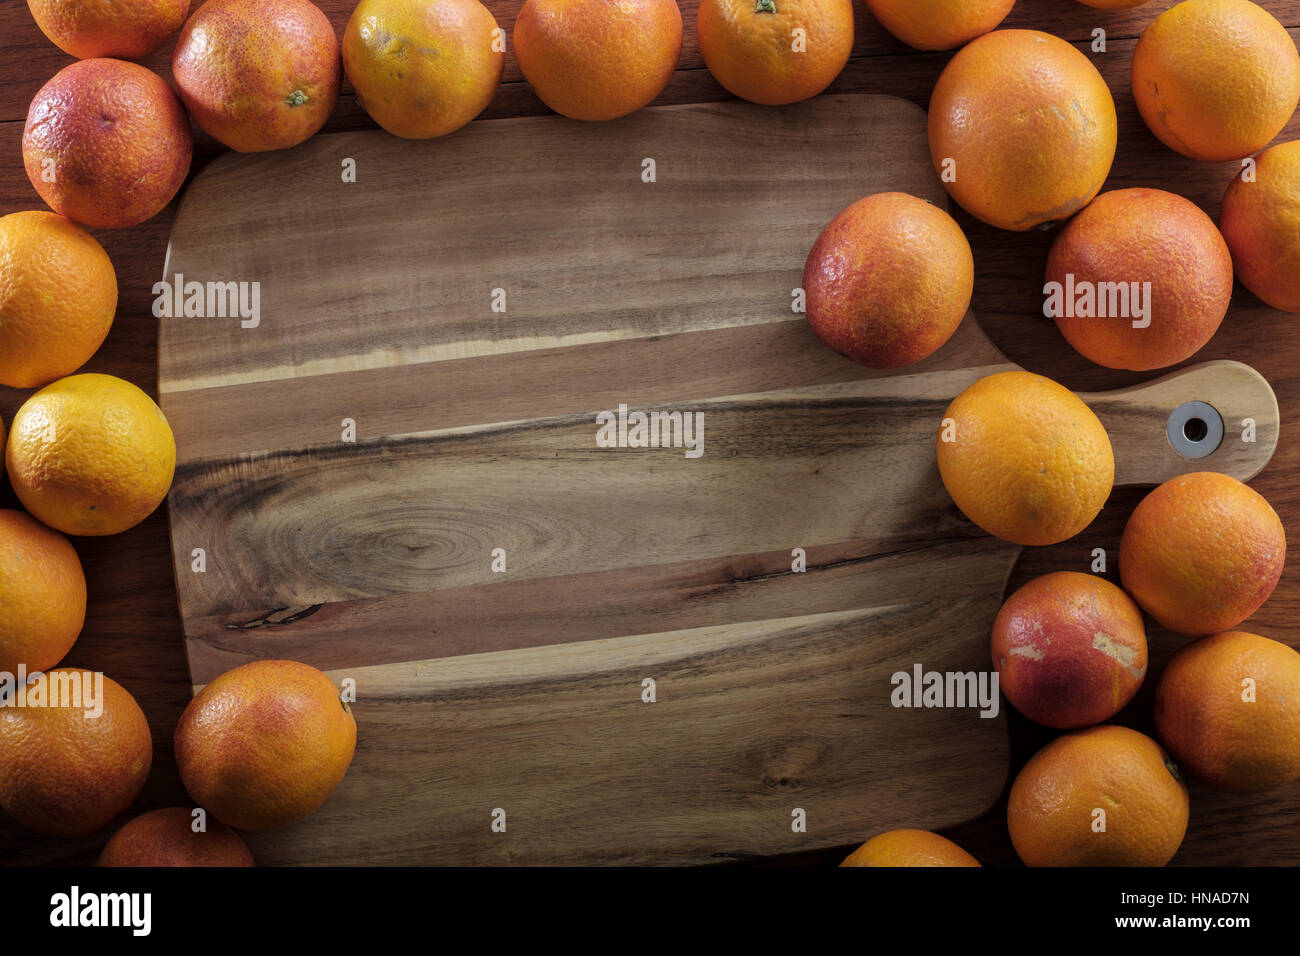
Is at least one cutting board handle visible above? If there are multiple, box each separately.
[1080,360,1279,487]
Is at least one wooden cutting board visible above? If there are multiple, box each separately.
[158,94,1279,865]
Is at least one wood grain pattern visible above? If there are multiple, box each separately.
[3,0,1300,867]
[1083,360,1279,486]
[159,95,937,395]
[246,597,1011,866]
[159,95,1279,865]
[160,95,1022,863]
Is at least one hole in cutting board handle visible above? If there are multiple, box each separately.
[1166,400,1223,459]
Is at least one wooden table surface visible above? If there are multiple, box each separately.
[3,0,1299,867]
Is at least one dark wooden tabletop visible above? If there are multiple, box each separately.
[2,0,1299,867]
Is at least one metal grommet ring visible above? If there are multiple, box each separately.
[1166,400,1223,460]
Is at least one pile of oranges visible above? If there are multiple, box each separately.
[3,0,367,865]
[827,0,1300,867]
[2,0,1299,868]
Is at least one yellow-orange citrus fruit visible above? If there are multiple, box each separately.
[514,0,683,121]
[865,0,1013,51]
[697,0,853,106]
[1220,139,1300,312]
[1120,473,1285,636]
[929,30,1116,231]
[5,373,177,537]
[175,660,357,830]
[343,0,503,139]
[1132,0,1300,162]
[992,571,1147,729]
[173,0,341,152]
[23,59,193,230]
[1045,188,1233,371]
[0,510,86,675]
[1008,725,1189,866]
[27,0,190,59]
[840,829,980,866]
[803,192,972,368]
[0,669,152,838]
[0,210,117,389]
[936,371,1115,546]
[1155,631,1300,792]
[99,807,255,866]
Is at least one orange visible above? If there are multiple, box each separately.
[514,0,683,121]
[929,30,1116,231]
[1132,0,1300,162]
[99,807,255,866]
[1220,140,1300,312]
[1155,631,1300,792]
[1120,473,1285,636]
[27,0,190,59]
[697,0,853,106]
[175,660,357,830]
[0,669,152,838]
[840,829,980,866]
[936,371,1114,546]
[173,0,342,153]
[0,510,86,675]
[0,211,117,389]
[22,59,193,230]
[1045,189,1233,371]
[803,192,972,368]
[1008,725,1188,866]
[343,0,503,139]
[992,572,1147,729]
[5,373,177,537]
[864,0,1013,51]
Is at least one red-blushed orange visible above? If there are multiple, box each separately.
[1045,188,1233,371]
[99,807,255,866]
[175,660,357,830]
[803,192,973,368]
[993,571,1147,729]
[22,59,192,229]
[173,0,341,152]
